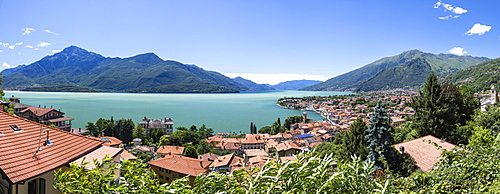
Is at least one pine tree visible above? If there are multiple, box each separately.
[334,117,369,161]
[365,100,399,171]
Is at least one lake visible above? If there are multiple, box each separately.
[4,90,351,134]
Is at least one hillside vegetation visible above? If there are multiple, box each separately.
[302,50,490,91]
[443,58,500,91]
[355,58,432,91]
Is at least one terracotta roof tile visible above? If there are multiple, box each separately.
[0,111,103,184]
[121,150,138,161]
[157,145,185,155]
[148,155,212,176]
[199,153,220,161]
[71,146,123,170]
[393,135,459,172]
[99,136,123,147]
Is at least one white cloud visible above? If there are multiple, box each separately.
[38,42,51,47]
[15,42,23,46]
[0,42,9,47]
[466,23,492,36]
[0,50,3,52]
[8,45,15,49]
[434,0,467,19]
[452,7,467,14]
[25,45,34,48]
[1,62,18,71]
[51,50,61,53]
[34,48,39,50]
[224,73,331,85]
[448,47,468,56]
[21,28,35,35]
[45,29,60,35]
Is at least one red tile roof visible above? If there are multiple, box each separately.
[121,150,138,161]
[99,136,123,147]
[0,111,103,184]
[72,146,123,170]
[157,145,185,155]
[20,107,63,117]
[199,153,220,161]
[393,135,459,172]
[148,155,212,176]
[210,153,244,168]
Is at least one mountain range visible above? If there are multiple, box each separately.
[302,50,491,92]
[1,46,246,93]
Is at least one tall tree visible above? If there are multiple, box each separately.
[117,118,134,143]
[366,100,399,171]
[85,122,100,137]
[333,117,369,161]
[132,124,146,140]
[410,73,477,144]
[284,115,303,131]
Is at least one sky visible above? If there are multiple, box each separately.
[0,0,499,85]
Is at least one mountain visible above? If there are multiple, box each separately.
[442,58,500,91]
[1,46,246,93]
[1,64,28,76]
[273,80,322,90]
[301,50,491,91]
[355,58,432,91]
[232,77,275,91]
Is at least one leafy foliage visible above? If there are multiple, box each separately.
[21,85,98,92]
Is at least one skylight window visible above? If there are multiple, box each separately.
[10,125,24,132]
[101,138,110,142]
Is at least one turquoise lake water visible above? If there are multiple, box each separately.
[4,90,351,133]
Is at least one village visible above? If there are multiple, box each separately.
[0,91,469,194]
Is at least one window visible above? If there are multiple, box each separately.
[159,168,164,172]
[166,169,171,174]
[159,175,164,179]
[39,178,46,194]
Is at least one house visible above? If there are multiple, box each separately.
[71,146,123,183]
[0,111,103,194]
[0,99,9,112]
[19,106,74,131]
[393,135,460,172]
[241,134,266,150]
[139,117,174,135]
[148,155,212,186]
[210,153,244,173]
[156,145,185,157]
[275,141,302,157]
[7,96,30,115]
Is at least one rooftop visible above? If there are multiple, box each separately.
[0,111,103,184]
[148,155,212,176]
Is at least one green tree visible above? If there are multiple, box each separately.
[283,115,303,131]
[259,126,271,134]
[96,118,114,137]
[132,124,146,141]
[118,119,135,143]
[333,117,369,161]
[365,100,399,171]
[468,126,495,147]
[85,122,100,137]
[183,144,198,158]
[410,73,477,144]
[147,128,165,144]
[196,140,213,155]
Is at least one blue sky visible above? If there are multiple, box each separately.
[0,0,499,84]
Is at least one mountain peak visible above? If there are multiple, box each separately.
[60,45,89,54]
[126,52,164,64]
